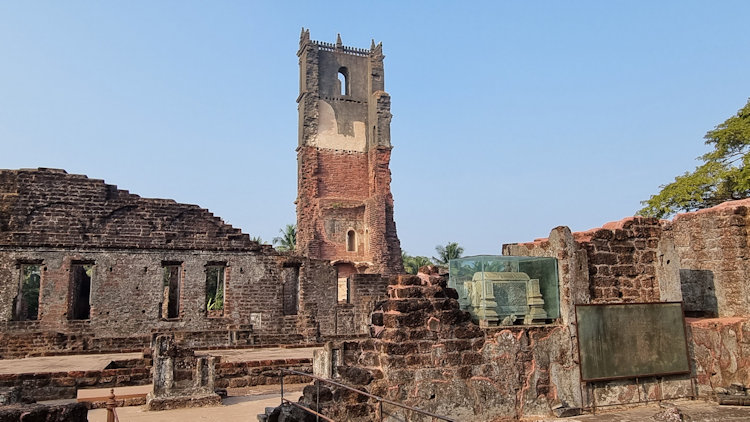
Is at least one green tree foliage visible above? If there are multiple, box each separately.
[205,266,224,311]
[250,236,266,244]
[639,99,750,218]
[273,224,297,252]
[16,265,40,320]
[402,251,433,274]
[433,242,464,266]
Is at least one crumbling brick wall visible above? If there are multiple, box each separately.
[504,200,750,316]
[0,168,370,356]
[314,271,583,421]
[0,168,253,250]
[668,199,750,317]
[215,358,312,390]
[573,217,672,303]
[308,201,750,419]
[295,32,403,277]
[0,365,151,402]
[0,247,338,356]
[0,356,314,402]
[504,217,681,306]
[504,200,750,402]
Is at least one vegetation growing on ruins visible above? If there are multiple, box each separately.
[273,224,296,252]
[639,98,750,218]
[205,266,224,312]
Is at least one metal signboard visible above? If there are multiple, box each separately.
[575,302,690,382]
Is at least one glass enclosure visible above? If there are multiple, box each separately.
[448,255,559,325]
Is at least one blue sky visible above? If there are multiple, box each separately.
[1,1,749,257]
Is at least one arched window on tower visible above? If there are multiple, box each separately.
[347,230,356,252]
[338,67,349,96]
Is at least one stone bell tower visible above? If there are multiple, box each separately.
[296,29,403,278]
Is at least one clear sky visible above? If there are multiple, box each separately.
[1,1,749,258]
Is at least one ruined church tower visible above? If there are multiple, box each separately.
[296,29,403,278]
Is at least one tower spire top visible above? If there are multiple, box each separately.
[299,27,310,47]
[336,33,343,49]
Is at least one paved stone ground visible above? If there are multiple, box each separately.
[86,384,305,422]
[87,396,750,422]
[75,390,750,421]
[539,399,750,421]
[0,347,319,375]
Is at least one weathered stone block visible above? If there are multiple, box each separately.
[398,298,436,313]
[594,252,622,266]
[336,367,372,386]
[228,377,248,388]
[382,341,419,355]
[390,287,423,299]
[370,312,383,326]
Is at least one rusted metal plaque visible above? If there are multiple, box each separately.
[575,302,690,382]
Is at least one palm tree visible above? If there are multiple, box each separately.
[402,251,434,275]
[273,224,297,252]
[250,236,266,244]
[433,242,464,266]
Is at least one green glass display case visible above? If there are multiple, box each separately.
[448,255,559,325]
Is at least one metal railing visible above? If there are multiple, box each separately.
[280,369,456,422]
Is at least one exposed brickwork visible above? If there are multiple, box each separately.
[302,201,750,419]
[310,266,701,420]
[0,168,256,251]
[574,217,664,303]
[0,168,376,356]
[0,356,313,402]
[0,330,150,358]
[669,199,750,317]
[501,200,750,406]
[506,200,750,316]
[316,150,369,198]
[313,270,585,420]
[296,32,402,276]
[215,358,312,389]
[505,217,674,305]
[0,366,150,401]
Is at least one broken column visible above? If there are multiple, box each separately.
[145,335,221,410]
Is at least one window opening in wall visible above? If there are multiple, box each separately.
[338,67,349,96]
[347,230,356,252]
[335,263,355,304]
[337,277,350,304]
[13,264,41,321]
[205,265,225,316]
[70,263,93,320]
[162,263,181,319]
[282,265,299,316]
